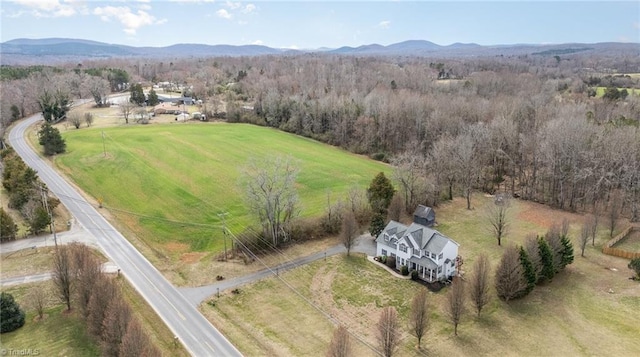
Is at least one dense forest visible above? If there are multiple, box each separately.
[1,50,639,222]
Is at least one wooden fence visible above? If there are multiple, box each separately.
[602,225,640,259]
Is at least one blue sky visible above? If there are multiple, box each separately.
[1,1,638,49]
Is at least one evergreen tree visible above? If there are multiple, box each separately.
[518,246,536,296]
[0,292,25,333]
[537,237,555,283]
[129,83,145,106]
[367,172,395,214]
[147,88,159,106]
[37,122,66,156]
[559,234,574,269]
[369,212,386,237]
[28,206,51,235]
[0,208,18,242]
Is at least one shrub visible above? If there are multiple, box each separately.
[629,258,640,280]
[401,265,409,276]
[1,292,25,333]
[381,256,387,264]
[386,256,396,269]
[411,270,419,280]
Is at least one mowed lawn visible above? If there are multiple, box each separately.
[201,195,640,356]
[55,123,390,255]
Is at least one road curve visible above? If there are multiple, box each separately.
[8,114,242,357]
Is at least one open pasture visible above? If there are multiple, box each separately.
[55,123,390,257]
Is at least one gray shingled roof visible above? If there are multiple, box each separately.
[378,221,456,255]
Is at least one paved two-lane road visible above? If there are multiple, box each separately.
[8,114,241,357]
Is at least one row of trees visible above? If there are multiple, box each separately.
[1,146,59,237]
[495,223,574,301]
[52,243,161,356]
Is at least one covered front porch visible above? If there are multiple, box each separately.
[409,257,439,283]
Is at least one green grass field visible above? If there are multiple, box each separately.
[56,123,389,255]
[200,196,640,356]
[0,283,100,357]
[595,86,640,97]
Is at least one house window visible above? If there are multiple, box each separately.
[438,266,442,273]
[431,253,436,259]
[439,253,444,259]
[382,249,387,256]
[400,244,408,253]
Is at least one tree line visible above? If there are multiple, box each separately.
[1,146,60,239]
[2,52,639,221]
[52,243,161,356]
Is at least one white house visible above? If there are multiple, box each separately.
[375,220,459,282]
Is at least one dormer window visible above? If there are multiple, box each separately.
[431,252,436,259]
[384,233,389,241]
[400,244,408,253]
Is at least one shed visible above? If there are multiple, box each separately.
[413,205,435,227]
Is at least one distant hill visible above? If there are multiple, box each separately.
[1,37,638,65]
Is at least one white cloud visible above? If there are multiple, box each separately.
[225,1,241,10]
[216,8,232,19]
[242,4,256,14]
[378,20,391,29]
[252,40,263,45]
[11,0,79,17]
[93,6,164,35]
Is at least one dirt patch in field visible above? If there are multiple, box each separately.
[517,201,584,229]
[164,241,189,254]
[180,252,206,264]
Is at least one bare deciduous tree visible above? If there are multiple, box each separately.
[409,289,429,349]
[119,319,161,357]
[69,114,82,129]
[102,298,132,357]
[579,221,590,257]
[387,193,403,222]
[392,151,427,212]
[52,246,73,311]
[608,192,621,238]
[119,102,135,124]
[87,276,118,337]
[84,112,94,127]
[377,306,400,357]
[585,213,598,246]
[495,245,526,301]
[243,155,299,247]
[469,254,491,317]
[27,284,51,320]
[341,210,358,256]
[486,196,511,246]
[447,277,465,336]
[72,244,103,318]
[327,324,351,357]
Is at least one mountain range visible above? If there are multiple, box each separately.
[1,38,638,65]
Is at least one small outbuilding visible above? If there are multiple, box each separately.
[413,205,436,227]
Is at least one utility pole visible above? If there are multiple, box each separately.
[218,212,229,261]
[40,185,57,247]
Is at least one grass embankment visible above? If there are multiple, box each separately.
[55,123,389,256]
[201,195,640,356]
